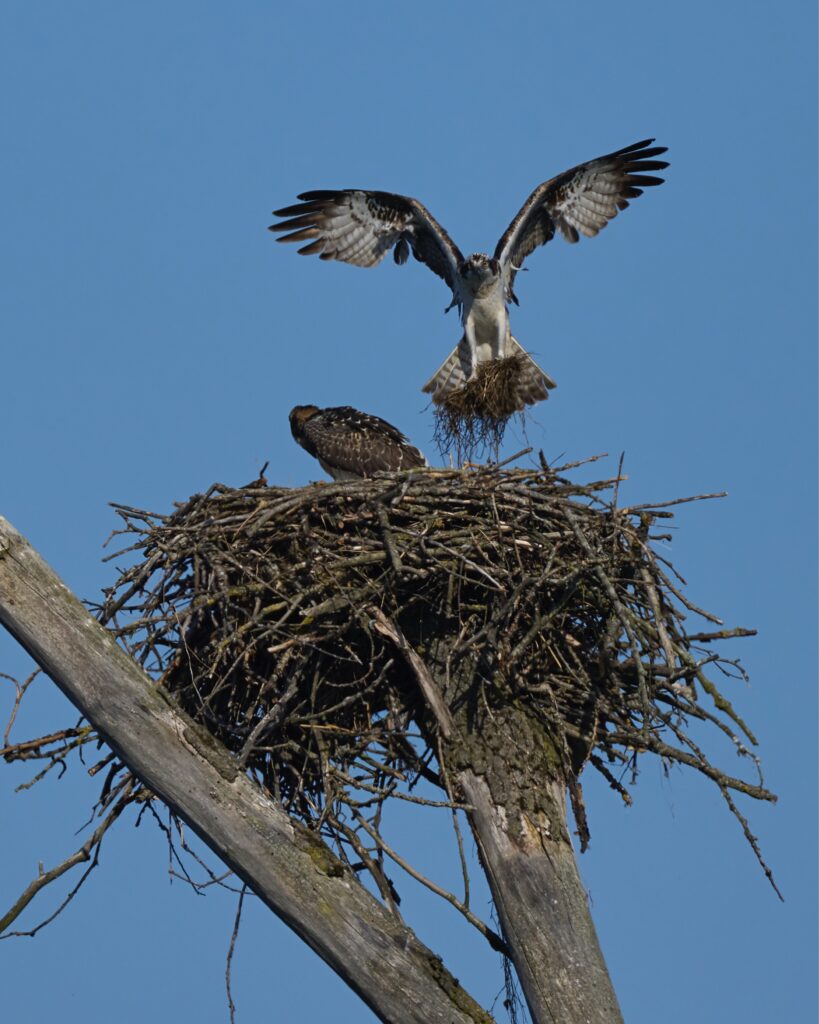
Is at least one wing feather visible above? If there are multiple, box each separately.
[270,190,463,296]
[494,139,669,300]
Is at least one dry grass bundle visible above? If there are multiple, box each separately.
[2,456,780,928]
[431,355,531,461]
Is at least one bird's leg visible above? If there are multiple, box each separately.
[494,318,510,362]
[463,321,479,378]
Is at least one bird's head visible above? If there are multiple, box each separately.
[289,404,320,440]
[460,253,501,294]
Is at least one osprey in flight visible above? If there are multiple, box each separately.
[271,139,668,410]
[289,405,427,481]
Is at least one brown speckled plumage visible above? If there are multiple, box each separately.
[289,405,427,481]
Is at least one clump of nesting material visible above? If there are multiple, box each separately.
[430,354,535,461]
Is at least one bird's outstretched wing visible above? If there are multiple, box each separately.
[494,139,669,302]
[271,190,464,299]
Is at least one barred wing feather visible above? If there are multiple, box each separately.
[271,190,463,298]
[494,139,668,301]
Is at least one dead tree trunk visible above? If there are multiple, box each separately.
[377,613,623,1024]
[0,517,494,1024]
[457,770,622,1024]
[448,695,623,1024]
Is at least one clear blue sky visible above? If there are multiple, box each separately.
[1,3,816,1022]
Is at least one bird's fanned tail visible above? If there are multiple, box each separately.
[422,337,556,412]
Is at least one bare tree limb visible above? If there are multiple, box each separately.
[0,517,494,1024]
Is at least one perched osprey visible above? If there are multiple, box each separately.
[289,405,427,480]
[271,139,668,409]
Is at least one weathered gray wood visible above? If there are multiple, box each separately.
[0,518,494,1024]
[458,771,624,1024]
[377,606,622,1023]
[406,626,623,1024]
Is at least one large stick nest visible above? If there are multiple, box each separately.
[1,456,779,934]
[96,459,774,855]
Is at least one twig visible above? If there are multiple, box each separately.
[369,608,454,739]
[351,809,508,954]
[1,785,134,937]
[226,885,247,1024]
